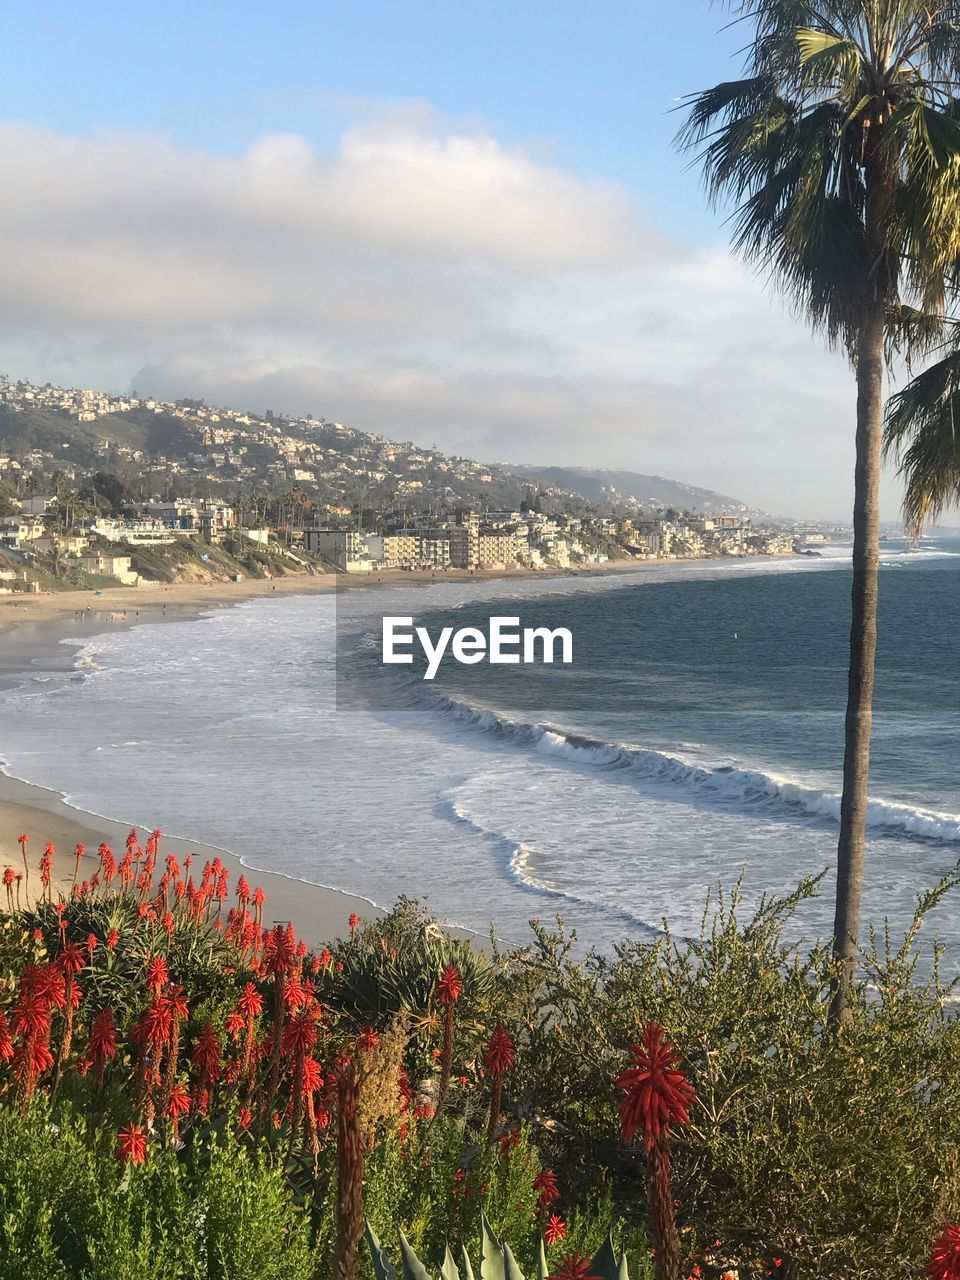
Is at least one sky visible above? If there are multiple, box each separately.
[0,0,910,519]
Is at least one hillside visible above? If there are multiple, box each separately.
[513,466,749,515]
[0,379,755,519]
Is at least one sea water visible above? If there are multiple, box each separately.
[2,539,958,963]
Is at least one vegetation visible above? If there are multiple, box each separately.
[680,0,960,1021]
[122,537,320,584]
[0,830,957,1278]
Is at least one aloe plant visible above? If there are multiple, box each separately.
[366,1213,630,1280]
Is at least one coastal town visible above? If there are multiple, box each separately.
[0,376,833,589]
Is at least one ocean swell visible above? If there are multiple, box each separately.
[419,687,960,845]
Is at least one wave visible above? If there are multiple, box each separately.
[416,686,960,845]
[439,786,662,936]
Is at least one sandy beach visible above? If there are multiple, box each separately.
[0,570,359,943]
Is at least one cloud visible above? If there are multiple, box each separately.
[0,112,887,518]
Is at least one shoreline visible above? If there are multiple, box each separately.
[0,553,812,944]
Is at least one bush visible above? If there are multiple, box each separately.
[0,1107,318,1279]
[495,873,960,1279]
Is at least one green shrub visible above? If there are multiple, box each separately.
[496,873,960,1278]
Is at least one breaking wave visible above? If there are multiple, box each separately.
[415,686,960,846]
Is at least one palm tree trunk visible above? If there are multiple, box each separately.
[830,299,885,1026]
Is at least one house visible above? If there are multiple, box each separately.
[78,553,139,586]
[20,495,56,515]
[303,529,372,572]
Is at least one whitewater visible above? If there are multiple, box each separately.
[2,542,959,960]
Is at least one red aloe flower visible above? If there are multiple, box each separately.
[39,844,53,900]
[264,924,296,976]
[236,874,250,905]
[283,1009,319,1056]
[11,992,51,1043]
[134,999,172,1053]
[617,1022,695,1280]
[165,1080,192,1140]
[88,1008,117,1085]
[160,984,189,1099]
[301,1055,324,1095]
[348,911,359,939]
[34,964,67,1011]
[930,1225,960,1280]
[191,1021,221,1114]
[237,1104,253,1133]
[146,954,169,995]
[72,842,85,888]
[544,1216,567,1247]
[192,1022,221,1073]
[485,1024,515,1142]
[105,928,119,951]
[435,964,462,1108]
[436,965,461,1006]
[52,946,86,1094]
[616,1022,696,1152]
[547,1255,600,1280]
[237,980,263,1080]
[238,981,263,1020]
[486,1025,515,1078]
[116,1123,148,1165]
[534,1168,560,1209]
[59,942,85,977]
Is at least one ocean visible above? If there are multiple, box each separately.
[3,538,959,963]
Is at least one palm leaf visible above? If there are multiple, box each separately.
[885,348,960,535]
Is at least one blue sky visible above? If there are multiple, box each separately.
[4,0,737,224]
[0,2,889,519]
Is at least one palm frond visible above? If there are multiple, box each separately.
[679,0,960,360]
[885,347,960,534]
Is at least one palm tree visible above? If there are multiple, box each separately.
[679,0,960,1022]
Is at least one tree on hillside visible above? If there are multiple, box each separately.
[79,471,136,516]
[680,0,960,1022]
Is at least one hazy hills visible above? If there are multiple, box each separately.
[514,466,749,515]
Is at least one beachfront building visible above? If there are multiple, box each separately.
[78,552,140,585]
[449,511,480,569]
[304,528,372,572]
[91,518,183,545]
[418,534,452,568]
[478,533,520,567]
[378,533,420,568]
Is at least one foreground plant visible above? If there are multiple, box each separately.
[366,1213,630,1280]
[617,1023,695,1280]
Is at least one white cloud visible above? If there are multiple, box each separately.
[0,113,898,518]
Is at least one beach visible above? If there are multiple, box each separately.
[0,570,361,943]
[0,555,669,944]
